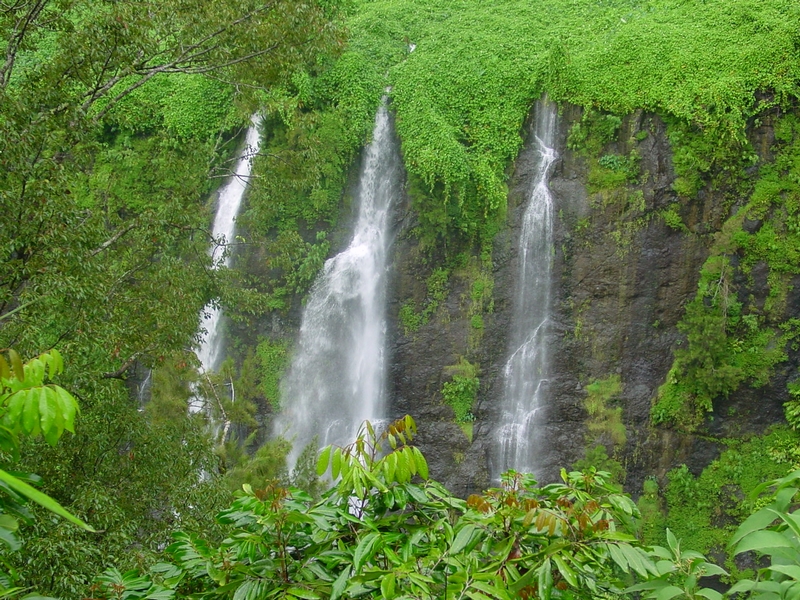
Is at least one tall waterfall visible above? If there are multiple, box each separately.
[494,98,557,479]
[276,102,401,465]
[196,117,261,375]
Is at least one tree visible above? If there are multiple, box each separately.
[0,348,93,595]
[87,416,682,599]
[0,1,346,594]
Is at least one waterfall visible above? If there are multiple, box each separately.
[276,102,401,466]
[494,98,558,479]
[196,117,261,377]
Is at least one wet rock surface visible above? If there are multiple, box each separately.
[386,103,795,497]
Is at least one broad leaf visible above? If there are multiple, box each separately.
[0,468,94,531]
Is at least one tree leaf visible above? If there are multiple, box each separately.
[537,558,552,600]
[607,543,629,573]
[666,528,679,555]
[21,391,38,435]
[0,355,10,381]
[331,568,350,600]
[317,445,331,476]
[38,387,56,442]
[768,564,800,581]
[552,555,578,588]
[332,447,342,480]
[380,572,396,599]
[53,386,77,433]
[8,350,23,382]
[353,532,380,571]
[285,587,320,599]
[0,468,94,531]
[734,530,794,555]
[412,446,429,480]
[451,524,478,555]
[695,589,723,600]
[652,585,685,600]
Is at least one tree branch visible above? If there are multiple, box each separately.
[90,222,137,257]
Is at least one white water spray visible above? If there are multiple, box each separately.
[196,117,261,377]
[276,102,401,466]
[494,98,558,479]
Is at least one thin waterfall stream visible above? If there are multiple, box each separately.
[494,98,558,479]
[195,117,261,383]
[275,102,401,467]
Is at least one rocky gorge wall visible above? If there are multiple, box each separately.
[386,102,798,497]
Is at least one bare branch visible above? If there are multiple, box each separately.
[90,222,137,257]
[102,348,149,379]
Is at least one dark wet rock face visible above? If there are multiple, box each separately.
[386,103,793,497]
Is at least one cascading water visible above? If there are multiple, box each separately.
[494,98,558,479]
[196,117,261,376]
[275,102,401,466]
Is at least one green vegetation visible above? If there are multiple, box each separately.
[3,0,800,594]
[585,375,627,447]
[0,0,345,594]
[639,428,800,560]
[256,339,291,410]
[654,113,800,428]
[398,266,451,335]
[84,419,800,600]
[574,376,627,484]
[344,0,799,251]
[442,357,479,437]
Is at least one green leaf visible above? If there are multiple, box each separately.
[332,448,342,479]
[38,387,56,441]
[54,386,77,433]
[143,590,175,600]
[652,585,685,600]
[734,530,794,555]
[380,572,396,599]
[695,589,723,600]
[451,524,478,555]
[0,468,94,531]
[353,532,380,571]
[21,391,38,435]
[552,555,577,588]
[412,446,429,479]
[286,587,320,599]
[330,568,349,600]
[0,523,20,551]
[768,564,800,580]
[730,503,791,548]
[8,350,23,382]
[0,355,10,381]
[698,562,727,577]
[666,528,679,555]
[317,446,331,476]
[537,558,552,600]
[608,543,629,573]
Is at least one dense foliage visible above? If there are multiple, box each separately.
[3,0,800,594]
[0,0,346,594]
[80,418,800,600]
